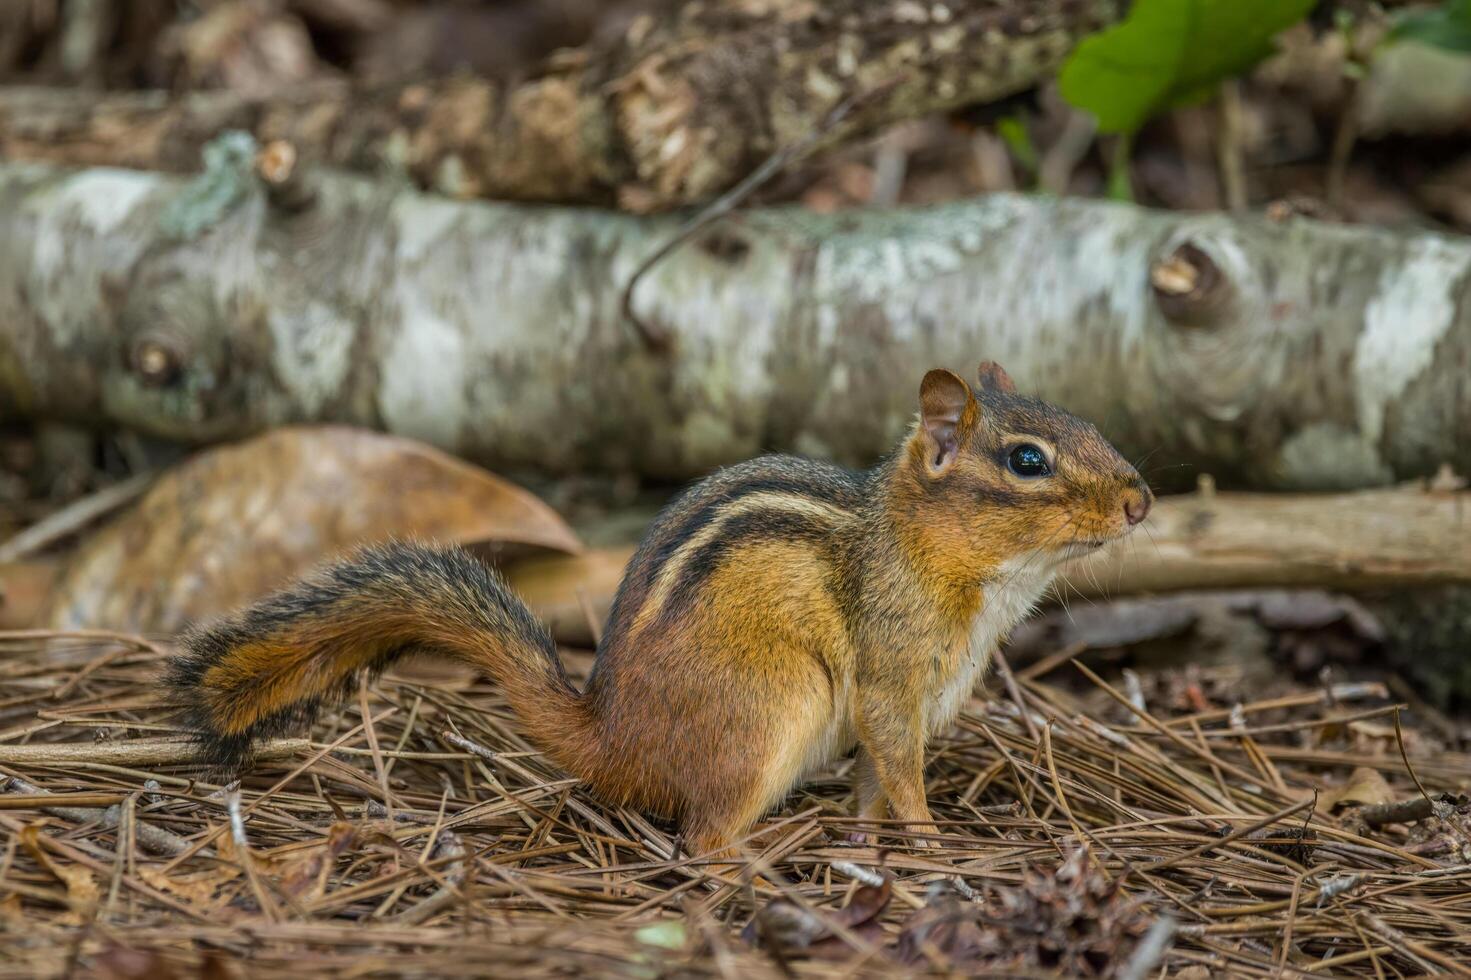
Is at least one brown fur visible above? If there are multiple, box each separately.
[166,363,1151,857]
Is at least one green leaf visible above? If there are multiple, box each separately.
[996,114,1039,177]
[1390,0,1471,53]
[1058,0,1316,134]
[634,921,687,951]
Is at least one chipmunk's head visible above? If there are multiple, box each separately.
[900,362,1151,579]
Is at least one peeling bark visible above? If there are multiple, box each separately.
[1,158,1469,488]
[0,0,1121,210]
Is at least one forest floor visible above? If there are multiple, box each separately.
[2,629,1468,978]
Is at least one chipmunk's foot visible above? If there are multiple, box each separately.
[909,825,944,849]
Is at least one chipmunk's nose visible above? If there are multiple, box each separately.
[1123,483,1153,526]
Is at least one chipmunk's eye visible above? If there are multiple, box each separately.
[1007,444,1050,478]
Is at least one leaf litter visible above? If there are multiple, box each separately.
[0,630,1468,977]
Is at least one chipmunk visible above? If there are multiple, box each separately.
[167,362,1151,856]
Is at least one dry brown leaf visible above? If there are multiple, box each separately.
[20,825,99,924]
[897,881,998,965]
[1321,766,1396,811]
[92,944,241,980]
[741,876,891,960]
[93,944,184,980]
[1347,721,1397,740]
[385,652,479,688]
[137,867,239,910]
[215,826,244,867]
[0,560,58,629]
[44,426,581,635]
[198,953,244,980]
[503,545,635,647]
[278,822,359,900]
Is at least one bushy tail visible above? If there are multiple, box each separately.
[166,542,595,772]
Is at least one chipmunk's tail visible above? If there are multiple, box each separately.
[166,542,595,773]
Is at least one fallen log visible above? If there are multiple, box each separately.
[506,479,1471,647]
[2,157,1469,488]
[0,0,1121,210]
[1064,476,1471,597]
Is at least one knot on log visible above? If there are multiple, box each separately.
[1150,240,1234,326]
[130,335,184,387]
[255,139,317,213]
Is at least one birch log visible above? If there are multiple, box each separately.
[0,0,1120,209]
[1,157,1469,489]
[509,480,1471,646]
[1063,479,1471,597]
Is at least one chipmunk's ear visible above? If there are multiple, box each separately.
[975,360,1017,394]
[919,368,975,476]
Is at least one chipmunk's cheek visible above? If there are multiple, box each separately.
[1074,507,1129,547]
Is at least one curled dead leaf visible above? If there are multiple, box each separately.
[634,920,687,950]
[0,560,58,629]
[896,880,997,965]
[741,876,891,960]
[94,945,182,980]
[93,945,239,980]
[198,953,243,980]
[44,426,581,635]
[278,821,360,900]
[137,866,238,911]
[503,545,635,647]
[1321,766,1396,812]
[20,824,99,924]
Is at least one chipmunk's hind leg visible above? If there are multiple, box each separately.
[680,802,766,888]
[677,693,829,887]
[685,809,795,891]
[684,821,742,866]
